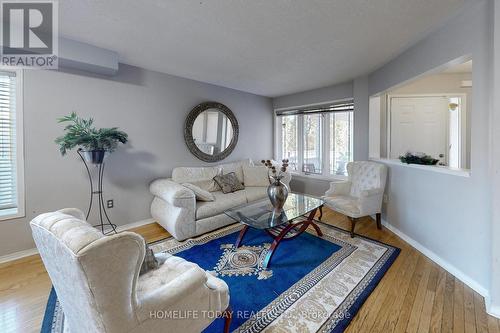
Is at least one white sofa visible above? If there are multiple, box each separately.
[150,159,291,241]
[30,208,230,333]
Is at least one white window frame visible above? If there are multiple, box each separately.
[0,68,25,221]
[274,104,354,181]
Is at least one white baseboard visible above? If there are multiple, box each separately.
[0,218,157,265]
[381,219,491,301]
[486,301,500,319]
[0,247,39,265]
[115,218,155,232]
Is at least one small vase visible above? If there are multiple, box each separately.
[81,149,107,165]
[267,178,289,211]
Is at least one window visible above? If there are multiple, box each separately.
[280,115,298,171]
[303,114,323,174]
[0,70,24,220]
[276,100,354,178]
[330,111,353,175]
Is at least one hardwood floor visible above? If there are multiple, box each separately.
[0,208,498,333]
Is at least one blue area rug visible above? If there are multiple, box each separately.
[41,220,399,333]
[177,226,342,331]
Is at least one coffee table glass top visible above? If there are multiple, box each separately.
[224,193,324,230]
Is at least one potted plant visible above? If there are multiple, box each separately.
[55,112,128,164]
[399,152,439,165]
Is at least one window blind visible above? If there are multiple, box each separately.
[275,99,354,116]
[0,71,17,211]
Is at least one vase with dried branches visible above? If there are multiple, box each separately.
[262,159,289,211]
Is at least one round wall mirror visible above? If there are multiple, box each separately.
[184,102,239,162]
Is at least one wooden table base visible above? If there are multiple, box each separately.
[234,207,323,269]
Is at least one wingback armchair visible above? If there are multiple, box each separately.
[320,161,387,237]
[30,209,231,333]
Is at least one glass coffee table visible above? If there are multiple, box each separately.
[224,193,324,268]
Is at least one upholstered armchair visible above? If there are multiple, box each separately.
[30,209,231,333]
[320,161,387,237]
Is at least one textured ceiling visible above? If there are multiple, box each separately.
[59,0,466,97]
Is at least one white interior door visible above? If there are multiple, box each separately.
[390,96,449,163]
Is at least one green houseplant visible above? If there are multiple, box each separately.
[55,112,128,164]
[399,152,439,165]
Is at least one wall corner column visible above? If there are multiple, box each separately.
[353,76,369,161]
[489,0,500,319]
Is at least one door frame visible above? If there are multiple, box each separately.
[387,93,467,167]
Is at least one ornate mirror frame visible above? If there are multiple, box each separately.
[184,101,239,162]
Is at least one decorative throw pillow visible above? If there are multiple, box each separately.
[140,243,159,275]
[213,172,245,194]
[182,183,215,201]
[243,165,270,187]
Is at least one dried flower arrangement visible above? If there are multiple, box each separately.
[261,159,289,182]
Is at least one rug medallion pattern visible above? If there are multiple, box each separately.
[211,243,274,280]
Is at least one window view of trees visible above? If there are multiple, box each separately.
[330,112,353,175]
[281,115,298,171]
[279,111,353,177]
[303,114,322,174]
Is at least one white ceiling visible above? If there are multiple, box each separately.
[59,0,466,97]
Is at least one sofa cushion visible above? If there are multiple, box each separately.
[190,179,221,192]
[182,183,215,201]
[172,166,221,192]
[196,191,247,220]
[218,158,252,184]
[243,165,270,187]
[172,159,253,191]
[243,187,268,203]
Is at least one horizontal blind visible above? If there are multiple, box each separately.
[276,99,354,116]
[0,72,17,210]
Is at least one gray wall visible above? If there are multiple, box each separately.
[368,0,491,294]
[0,64,273,257]
[353,76,369,161]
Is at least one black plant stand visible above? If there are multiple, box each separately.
[77,150,117,235]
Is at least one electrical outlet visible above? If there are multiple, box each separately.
[383,194,389,203]
[107,200,114,209]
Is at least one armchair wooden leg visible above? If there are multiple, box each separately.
[349,217,357,238]
[318,205,323,221]
[222,306,232,333]
[376,213,382,230]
